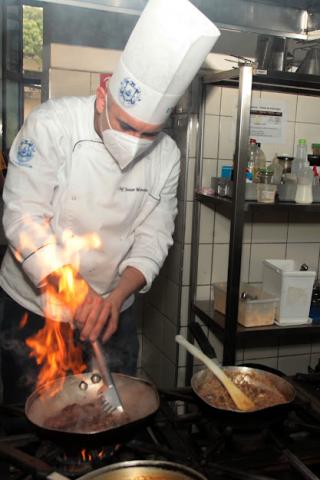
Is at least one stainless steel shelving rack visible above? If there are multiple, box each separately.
[188,65,320,375]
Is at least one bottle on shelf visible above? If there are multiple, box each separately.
[247,138,257,183]
[291,138,308,177]
[253,142,267,182]
[295,165,313,204]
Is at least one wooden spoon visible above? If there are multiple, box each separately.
[175,334,255,412]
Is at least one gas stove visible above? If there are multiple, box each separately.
[2,374,320,480]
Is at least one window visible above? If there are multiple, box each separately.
[23,4,43,74]
[23,3,43,118]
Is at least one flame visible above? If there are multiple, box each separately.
[20,223,101,397]
[26,317,86,396]
[81,449,92,462]
[19,312,29,329]
[80,448,110,463]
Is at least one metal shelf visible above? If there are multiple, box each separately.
[188,64,320,375]
[252,71,320,95]
[192,300,320,347]
[196,192,320,218]
[203,70,320,96]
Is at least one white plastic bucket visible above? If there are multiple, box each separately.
[262,259,315,325]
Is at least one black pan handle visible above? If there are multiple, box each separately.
[0,443,69,480]
[294,372,320,384]
[189,322,217,359]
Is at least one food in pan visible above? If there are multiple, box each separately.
[197,370,288,411]
[44,401,130,432]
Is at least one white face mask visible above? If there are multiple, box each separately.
[101,104,155,170]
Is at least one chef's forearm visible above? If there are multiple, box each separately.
[111,266,146,307]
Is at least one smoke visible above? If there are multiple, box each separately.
[0,326,39,402]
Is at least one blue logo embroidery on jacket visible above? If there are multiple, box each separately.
[119,78,142,107]
[17,139,36,165]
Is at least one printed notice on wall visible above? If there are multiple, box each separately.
[249,100,287,144]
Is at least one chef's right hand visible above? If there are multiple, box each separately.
[44,266,120,342]
[74,284,121,342]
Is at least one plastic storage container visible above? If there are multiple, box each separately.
[278,183,320,202]
[262,259,316,325]
[256,183,277,203]
[277,183,296,201]
[212,282,278,327]
[210,179,257,200]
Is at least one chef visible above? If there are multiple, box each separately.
[0,0,220,403]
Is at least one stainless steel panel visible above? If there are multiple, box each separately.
[35,0,146,15]
[194,0,308,38]
[35,0,311,39]
[203,68,241,84]
[175,78,202,115]
[307,12,320,33]
[222,65,253,365]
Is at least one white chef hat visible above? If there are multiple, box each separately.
[108,0,220,125]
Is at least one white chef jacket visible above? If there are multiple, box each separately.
[0,96,180,321]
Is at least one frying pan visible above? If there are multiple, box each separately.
[75,460,207,480]
[188,322,296,419]
[25,371,159,445]
[191,365,295,413]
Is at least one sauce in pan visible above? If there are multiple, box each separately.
[44,401,130,432]
[197,370,288,412]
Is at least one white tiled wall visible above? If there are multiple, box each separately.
[49,69,92,98]
[47,44,123,101]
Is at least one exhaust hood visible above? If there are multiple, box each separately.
[34,0,320,40]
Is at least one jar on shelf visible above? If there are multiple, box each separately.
[256,184,277,203]
[276,155,293,175]
[256,167,274,184]
[256,166,277,203]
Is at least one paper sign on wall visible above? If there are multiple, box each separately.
[249,100,287,144]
